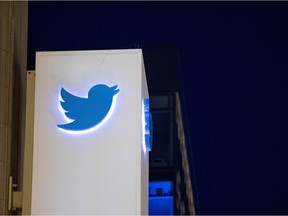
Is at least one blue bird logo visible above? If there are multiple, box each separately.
[57,84,120,131]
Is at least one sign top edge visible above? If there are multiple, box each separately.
[36,49,142,56]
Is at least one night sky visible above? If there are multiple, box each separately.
[28,2,288,214]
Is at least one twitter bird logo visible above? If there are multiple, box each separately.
[57,84,119,131]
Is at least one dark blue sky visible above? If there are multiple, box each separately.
[28,2,288,214]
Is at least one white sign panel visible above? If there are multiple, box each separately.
[32,49,150,214]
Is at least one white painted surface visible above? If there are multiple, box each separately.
[31,49,149,214]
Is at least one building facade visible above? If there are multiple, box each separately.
[0,1,28,214]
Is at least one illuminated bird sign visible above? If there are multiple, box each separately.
[57,84,119,131]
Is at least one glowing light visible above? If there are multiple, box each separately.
[57,86,119,135]
[142,101,147,153]
[58,93,73,123]
[142,98,152,152]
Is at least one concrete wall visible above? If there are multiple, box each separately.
[0,1,28,214]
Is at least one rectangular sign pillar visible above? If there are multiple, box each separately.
[31,49,150,214]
